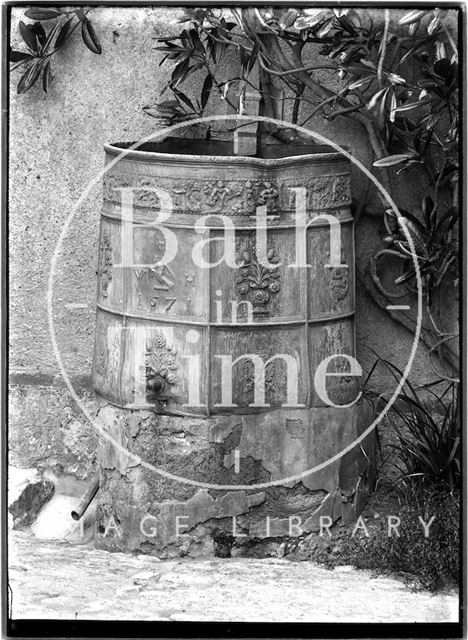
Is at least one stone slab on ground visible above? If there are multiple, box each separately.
[9,480,55,530]
[8,531,458,623]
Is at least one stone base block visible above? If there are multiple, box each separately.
[95,401,375,558]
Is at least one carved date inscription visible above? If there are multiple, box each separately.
[134,261,179,314]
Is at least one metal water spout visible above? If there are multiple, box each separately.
[71,476,99,521]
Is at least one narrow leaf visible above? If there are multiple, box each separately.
[81,18,101,54]
[421,195,434,226]
[42,19,64,54]
[171,57,191,86]
[389,91,397,122]
[154,99,180,110]
[427,14,441,35]
[24,8,63,20]
[367,88,386,110]
[19,21,37,52]
[206,33,216,63]
[396,210,426,233]
[378,87,390,123]
[143,107,170,119]
[17,60,43,94]
[394,99,431,113]
[347,75,373,91]
[172,87,195,111]
[201,74,213,110]
[42,60,51,92]
[10,50,32,62]
[31,22,46,47]
[373,153,412,167]
[398,10,425,25]
[247,42,260,74]
[55,18,74,49]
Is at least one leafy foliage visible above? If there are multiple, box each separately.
[150,9,458,165]
[11,8,459,177]
[142,99,196,127]
[147,14,240,124]
[337,486,460,591]
[371,194,458,305]
[368,359,460,492]
[389,387,460,492]
[10,8,101,94]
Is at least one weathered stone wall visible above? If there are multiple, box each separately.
[9,7,456,480]
[9,378,99,480]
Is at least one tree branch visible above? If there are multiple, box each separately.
[357,265,459,378]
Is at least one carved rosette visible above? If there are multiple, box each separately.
[235,241,281,315]
[103,173,350,215]
[145,333,178,398]
[97,229,113,298]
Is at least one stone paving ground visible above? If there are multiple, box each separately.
[8,531,459,623]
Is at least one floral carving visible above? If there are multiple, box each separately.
[243,358,276,395]
[328,267,349,301]
[97,229,113,298]
[235,241,281,314]
[332,175,352,204]
[145,333,178,398]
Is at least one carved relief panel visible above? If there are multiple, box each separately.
[128,225,209,320]
[210,229,306,323]
[210,327,307,410]
[94,147,355,414]
[309,319,358,407]
[307,220,354,317]
[118,320,208,412]
[92,311,125,405]
[102,172,351,217]
[96,220,124,309]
